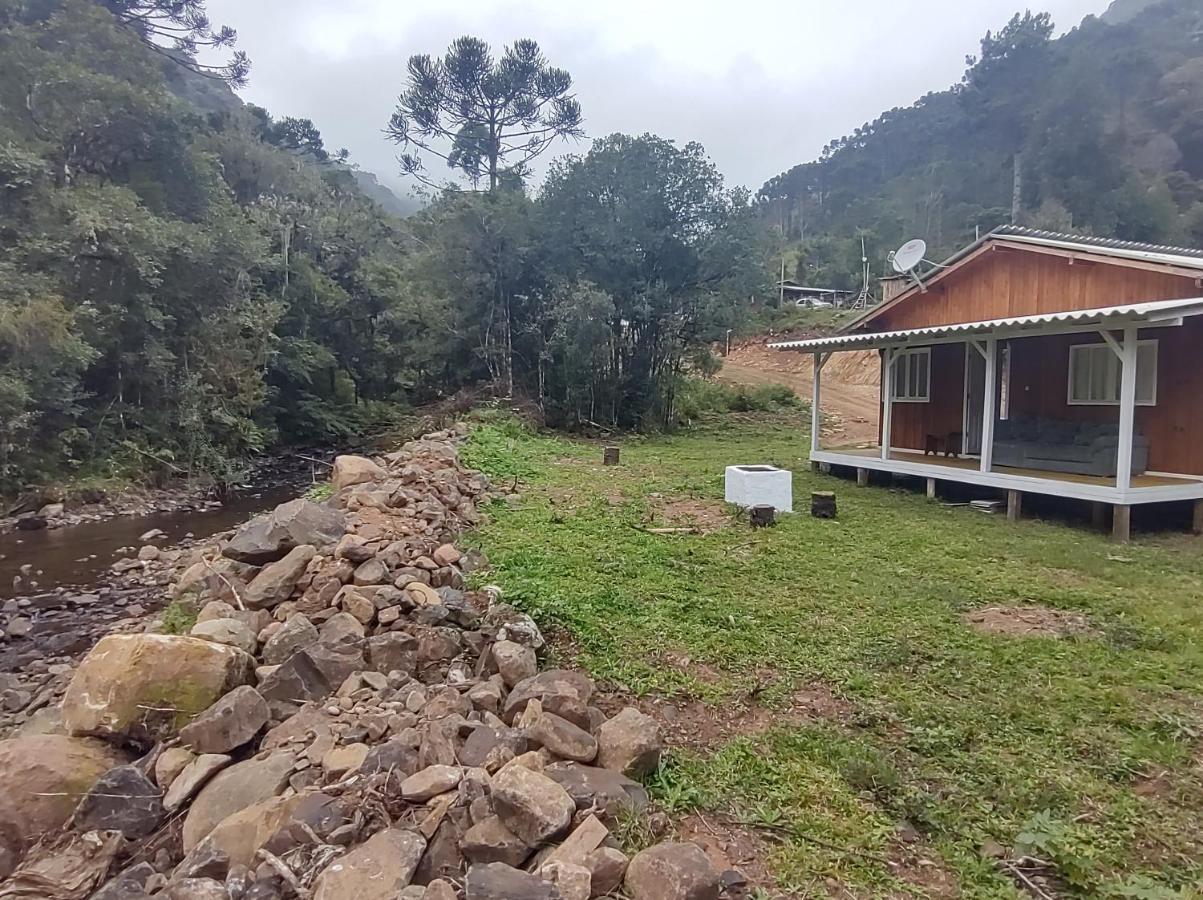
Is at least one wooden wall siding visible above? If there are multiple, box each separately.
[1007,320,1203,475]
[879,344,966,451]
[871,249,1201,332]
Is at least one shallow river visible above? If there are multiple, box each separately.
[0,483,299,600]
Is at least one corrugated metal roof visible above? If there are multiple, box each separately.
[992,225,1203,269]
[770,296,1203,352]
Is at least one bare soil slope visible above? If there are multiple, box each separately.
[717,342,880,445]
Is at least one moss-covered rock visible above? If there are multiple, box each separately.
[62,634,254,746]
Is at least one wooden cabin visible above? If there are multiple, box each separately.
[770,227,1203,541]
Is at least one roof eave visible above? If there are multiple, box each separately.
[769,297,1203,353]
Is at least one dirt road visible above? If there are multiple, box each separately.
[716,343,881,445]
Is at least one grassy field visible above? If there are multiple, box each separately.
[462,413,1203,899]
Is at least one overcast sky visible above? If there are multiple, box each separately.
[204,0,1111,199]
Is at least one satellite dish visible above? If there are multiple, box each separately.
[891,238,927,274]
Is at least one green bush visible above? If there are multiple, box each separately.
[673,377,799,424]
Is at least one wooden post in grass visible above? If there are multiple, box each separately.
[926,478,937,500]
[750,504,776,528]
[856,468,869,487]
[1006,490,1022,522]
[602,446,620,466]
[811,491,837,519]
[1112,504,1131,543]
[1193,499,1203,536]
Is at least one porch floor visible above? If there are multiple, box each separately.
[824,445,1193,488]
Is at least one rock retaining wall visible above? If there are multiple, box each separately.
[0,428,729,900]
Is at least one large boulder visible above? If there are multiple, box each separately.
[61,634,254,745]
[312,827,426,900]
[257,642,364,715]
[172,557,256,605]
[399,765,462,802]
[178,686,269,754]
[181,792,306,871]
[74,764,164,839]
[585,847,630,897]
[624,842,720,900]
[528,712,597,763]
[490,765,575,847]
[596,707,663,778]
[223,499,344,565]
[464,862,556,899]
[331,455,388,492]
[460,816,531,867]
[189,618,257,655]
[0,735,130,871]
[261,614,319,665]
[502,669,593,725]
[544,762,649,823]
[492,640,537,687]
[182,752,296,851]
[367,632,418,675]
[243,544,317,610]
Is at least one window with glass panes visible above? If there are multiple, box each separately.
[1067,341,1157,406]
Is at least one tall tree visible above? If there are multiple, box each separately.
[540,134,767,427]
[98,0,249,85]
[960,11,1055,223]
[386,36,583,190]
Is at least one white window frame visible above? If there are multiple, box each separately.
[1066,339,1158,407]
[891,347,931,403]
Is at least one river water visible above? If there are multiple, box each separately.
[0,483,300,600]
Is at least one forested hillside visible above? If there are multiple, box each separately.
[758,0,1203,289]
[0,1,439,493]
[0,2,766,494]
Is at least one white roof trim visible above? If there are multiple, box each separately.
[769,297,1203,352]
[1000,233,1203,272]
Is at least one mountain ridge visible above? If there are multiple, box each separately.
[758,0,1203,289]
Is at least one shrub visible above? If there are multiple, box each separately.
[673,377,799,424]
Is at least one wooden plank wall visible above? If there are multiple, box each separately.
[881,344,965,451]
[1007,320,1203,475]
[871,248,1201,331]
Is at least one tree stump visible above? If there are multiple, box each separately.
[602,446,620,466]
[811,491,837,519]
[750,504,776,528]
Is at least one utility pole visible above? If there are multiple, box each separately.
[779,256,786,308]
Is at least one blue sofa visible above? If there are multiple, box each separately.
[992,417,1149,477]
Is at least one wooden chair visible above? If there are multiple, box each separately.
[945,431,963,458]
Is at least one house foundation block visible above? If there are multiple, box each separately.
[1007,490,1022,522]
[1112,504,1131,543]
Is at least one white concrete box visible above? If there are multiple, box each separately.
[724,465,793,512]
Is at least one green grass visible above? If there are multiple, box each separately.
[464,416,1203,898]
[742,304,859,337]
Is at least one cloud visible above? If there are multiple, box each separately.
[204,0,1109,194]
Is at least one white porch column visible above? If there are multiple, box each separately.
[881,348,894,461]
[979,337,997,473]
[1116,325,1138,492]
[811,352,828,456]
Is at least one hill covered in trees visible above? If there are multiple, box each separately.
[0,0,444,493]
[758,0,1203,290]
[0,2,766,494]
